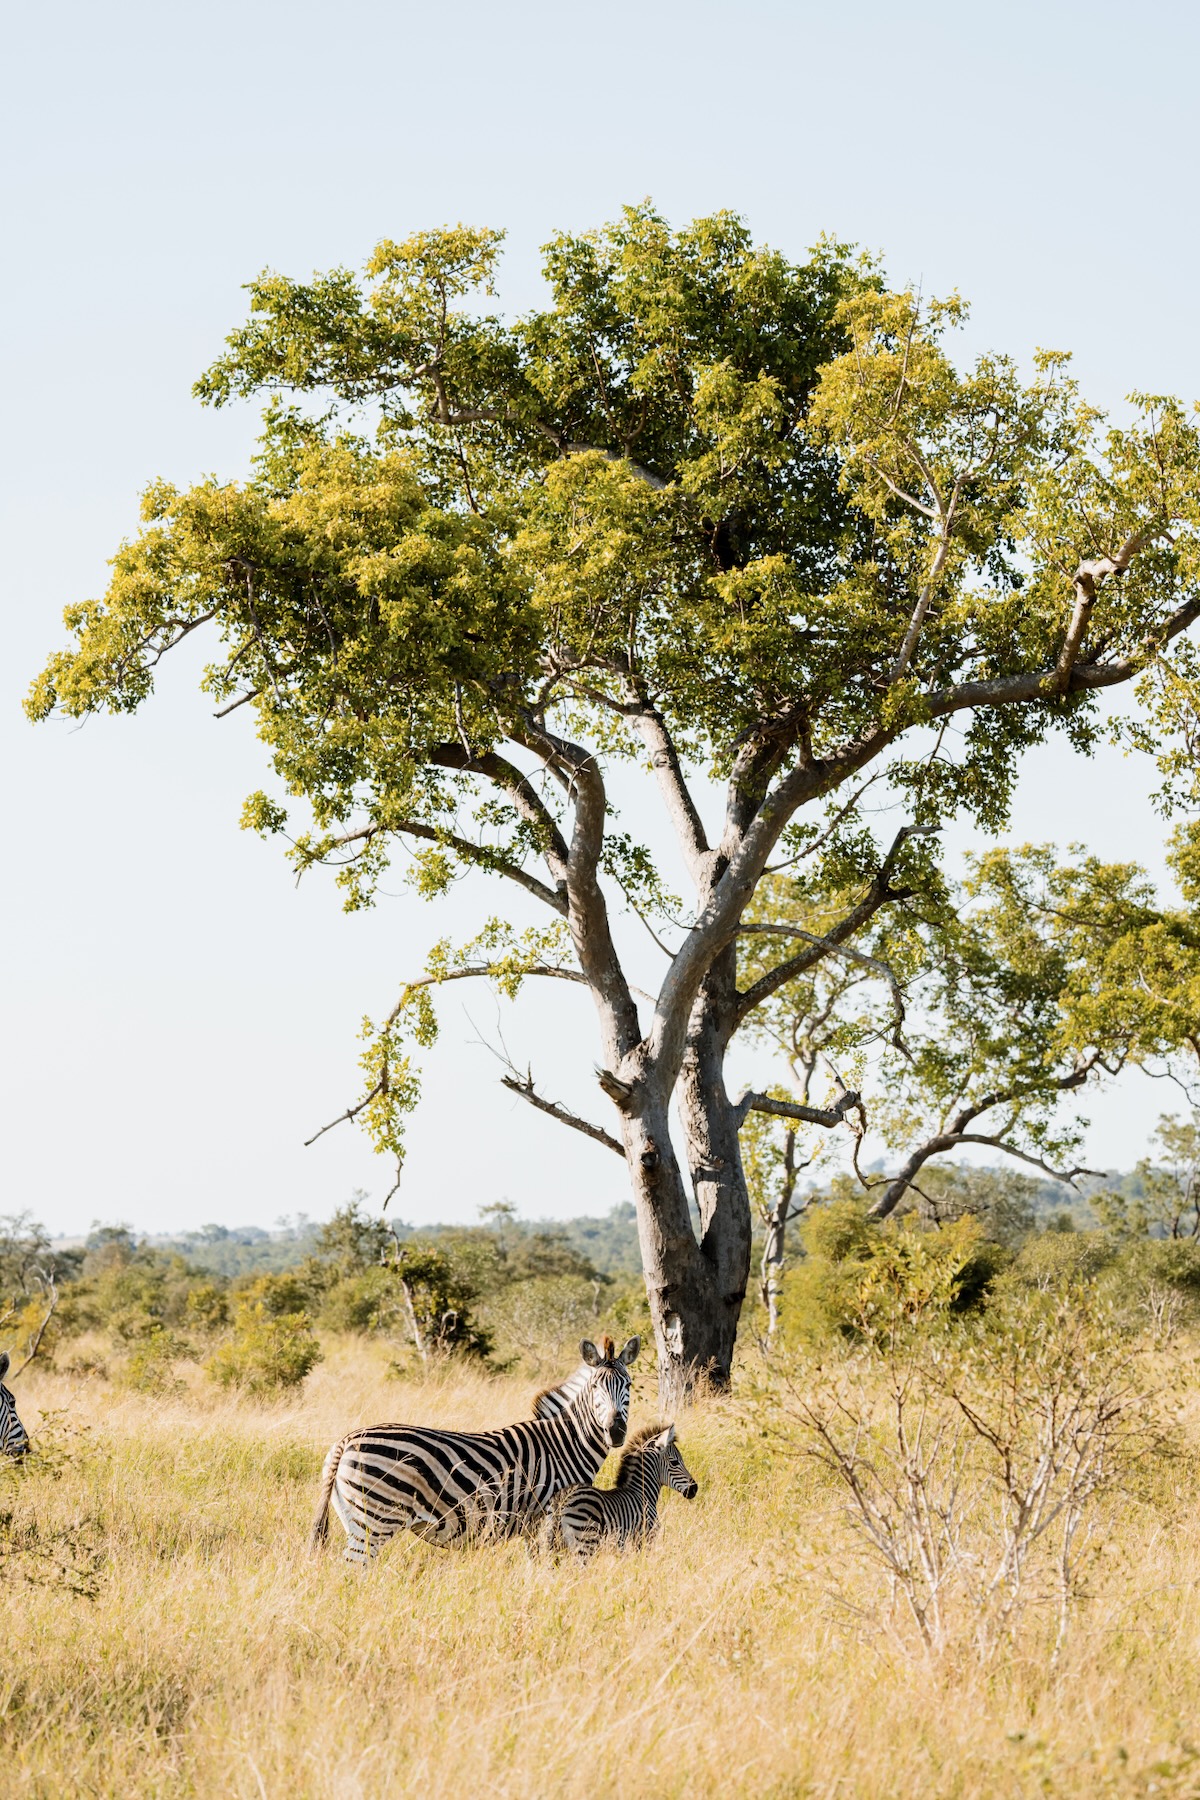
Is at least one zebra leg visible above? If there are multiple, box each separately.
[330,1483,372,1565]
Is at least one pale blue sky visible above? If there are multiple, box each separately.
[4,0,1198,1235]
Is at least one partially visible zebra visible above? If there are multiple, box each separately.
[310,1335,640,1563]
[541,1422,697,1557]
[0,1353,30,1458]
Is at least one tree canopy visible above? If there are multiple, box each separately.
[29,205,1200,1389]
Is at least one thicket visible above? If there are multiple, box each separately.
[6,1133,1200,1399]
[0,1199,642,1392]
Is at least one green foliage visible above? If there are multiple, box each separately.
[379,1244,493,1361]
[120,1328,190,1396]
[206,1297,323,1394]
[230,1271,319,1318]
[782,1201,995,1348]
[29,205,1200,1183]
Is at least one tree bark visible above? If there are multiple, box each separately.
[614,944,754,1406]
[760,1130,798,1342]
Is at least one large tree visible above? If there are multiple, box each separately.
[29,208,1200,1395]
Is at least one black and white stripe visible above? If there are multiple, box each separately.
[0,1353,29,1458]
[311,1336,640,1563]
[543,1422,697,1557]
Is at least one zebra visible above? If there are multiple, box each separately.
[541,1422,697,1558]
[310,1335,640,1563]
[0,1353,30,1458]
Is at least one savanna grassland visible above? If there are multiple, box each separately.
[5,1330,1200,1800]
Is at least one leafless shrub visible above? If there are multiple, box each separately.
[1140,1279,1186,1346]
[767,1289,1158,1660]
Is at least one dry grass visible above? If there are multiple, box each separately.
[3,1336,1200,1797]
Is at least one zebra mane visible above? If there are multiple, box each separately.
[530,1364,589,1419]
[612,1421,670,1486]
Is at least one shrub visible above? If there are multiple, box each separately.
[478,1275,605,1368]
[764,1280,1160,1660]
[781,1203,995,1348]
[206,1299,323,1394]
[1003,1230,1116,1294]
[229,1271,319,1318]
[120,1327,190,1395]
[184,1281,229,1335]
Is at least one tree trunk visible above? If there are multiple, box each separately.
[621,947,752,1406]
[759,1130,797,1343]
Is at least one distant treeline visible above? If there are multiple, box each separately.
[134,1198,645,1282]
[4,1151,1196,1399]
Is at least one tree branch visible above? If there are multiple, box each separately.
[326,818,567,915]
[733,826,927,1031]
[737,921,909,1050]
[429,743,572,881]
[501,1069,627,1158]
[867,1056,1104,1219]
[625,698,710,882]
[734,1088,862,1131]
[417,368,668,489]
[10,1275,59,1379]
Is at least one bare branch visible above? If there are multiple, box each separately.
[326,818,568,915]
[501,1069,626,1158]
[734,1088,862,1131]
[212,687,262,719]
[952,1134,1105,1187]
[868,1056,1105,1219]
[10,1275,59,1379]
[737,922,909,1051]
[304,1082,384,1148]
[890,529,953,685]
[625,699,710,882]
[429,743,571,881]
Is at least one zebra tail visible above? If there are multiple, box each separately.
[310,1438,346,1553]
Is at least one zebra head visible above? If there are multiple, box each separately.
[658,1423,698,1499]
[577,1335,639,1448]
[0,1353,29,1459]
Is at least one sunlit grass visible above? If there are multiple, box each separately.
[3,1335,1200,1796]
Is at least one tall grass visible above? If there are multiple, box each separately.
[2,1334,1200,1797]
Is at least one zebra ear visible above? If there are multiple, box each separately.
[618,1336,640,1366]
[661,1423,677,1446]
[0,1352,9,1381]
[580,1340,602,1367]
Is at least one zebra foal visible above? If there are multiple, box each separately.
[311,1335,639,1563]
[541,1422,697,1558]
[0,1353,30,1458]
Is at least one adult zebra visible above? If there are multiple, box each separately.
[541,1423,697,1557]
[0,1353,30,1458]
[311,1335,639,1563]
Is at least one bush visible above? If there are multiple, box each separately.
[184,1281,229,1335]
[780,1202,995,1348]
[206,1300,323,1394]
[764,1278,1161,1660]
[120,1327,190,1395]
[478,1275,605,1368]
[230,1271,319,1318]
